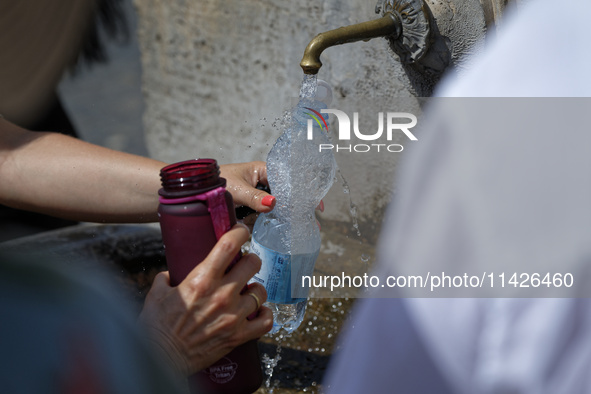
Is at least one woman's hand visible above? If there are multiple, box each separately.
[220,162,275,212]
[138,224,273,375]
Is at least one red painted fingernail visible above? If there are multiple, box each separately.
[317,200,325,212]
[261,195,275,207]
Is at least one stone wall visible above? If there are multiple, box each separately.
[134,0,490,239]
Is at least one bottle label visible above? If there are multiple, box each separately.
[250,238,318,304]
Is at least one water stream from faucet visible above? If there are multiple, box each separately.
[262,336,285,392]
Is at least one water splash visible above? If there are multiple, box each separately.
[262,335,286,392]
[336,167,362,238]
[361,253,370,272]
[308,99,361,240]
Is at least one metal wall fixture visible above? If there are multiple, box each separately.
[300,0,432,75]
[375,0,431,65]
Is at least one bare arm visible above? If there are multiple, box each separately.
[0,118,275,223]
[0,118,164,222]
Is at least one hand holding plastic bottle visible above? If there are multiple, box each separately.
[220,161,276,213]
[138,224,273,375]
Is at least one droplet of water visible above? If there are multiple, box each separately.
[263,340,286,389]
[337,168,362,237]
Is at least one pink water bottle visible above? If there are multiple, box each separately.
[158,159,263,394]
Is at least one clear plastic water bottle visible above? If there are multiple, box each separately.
[250,78,336,334]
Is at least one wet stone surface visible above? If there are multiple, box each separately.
[255,296,356,394]
[0,224,167,315]
[0,221,376,393]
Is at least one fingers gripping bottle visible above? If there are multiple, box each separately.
[250,78,336,334]
[158,159,263,394]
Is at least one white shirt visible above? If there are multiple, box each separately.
[324,0,591,392]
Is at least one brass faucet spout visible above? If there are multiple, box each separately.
[300,13,401,75]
